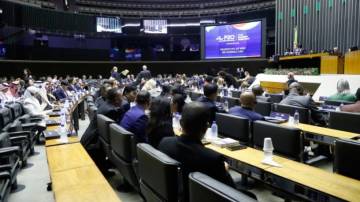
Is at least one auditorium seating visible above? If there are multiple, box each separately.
[254,101,272,116]
[97,114,115,159]
[253,121,303,161]
[137,143,182,201]
[334,139,360,180]
[215,113,250,143]
[189,172,256,202]
[109,123,139,191]
[324,100,355,106]
[329,111,360,133]
[272,103,310,124]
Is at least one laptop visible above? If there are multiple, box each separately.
[44,131,61,140]
[46,119,61,126]
[264,112,289,124]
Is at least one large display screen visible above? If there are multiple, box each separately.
[143,20,167,34]
[204,21,263,59]
[96,17,122,33]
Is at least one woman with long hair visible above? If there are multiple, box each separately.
[147,97,174,148]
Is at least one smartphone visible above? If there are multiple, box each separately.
[226,144,247,151]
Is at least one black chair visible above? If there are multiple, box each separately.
[329,111,360,133]
[324,100,354,106]
[109,123,139,191]
[215,113,250,143]
[254,101,272,116]
[334,139,360,180]
[273,103,310,124]
[189,172,256,202]
[88,106,98,121]
[268,94,283,103]
[253,121,303,161]
[97,114,115,159]
[189,92,202,101]
[223,97,240,108]
[0,171,12,202]
[137,143,182,202]
[231,90,241,98]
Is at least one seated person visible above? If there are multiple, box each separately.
[280,82,325,125]
[147,97,174,148]
[159,102,237,198]
[171,93,186,114]
[197,83,219,122]
[122,85,137,112]
[251,84,270,102]
[286,72,298,87]
[53,80,70,100]
[328,79,356,102]
[341,88,360,113]
[120,91,150,143]
[229,91,264,121]
[23,86,51,118]
[95,83,111,108]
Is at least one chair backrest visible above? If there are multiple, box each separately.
[253,121,302,161]
[324,100,354,106]
[334,139,360,180]
[190,92,202,101]
[0,108,13,131]
[223,97,240,108]
[97,114,115,143]
[273,103,309,124]
[6,103,23,119]
[254,101,272,116]
[215,113,250,143]
[189,172,256,202]
[88,106,98,121]
[231,90,241,98]
[268,94,283,103]
[329,111,360,133]
[137,143,181,202]
[109,123,136,162]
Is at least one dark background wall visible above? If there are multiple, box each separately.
[275,0,360,54]
[0,59,271,78]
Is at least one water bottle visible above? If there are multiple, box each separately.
[224,100,229,112]
[293,110,299,125]
[64,99,69,109]
[59,109,67,137]
[211,121,218,139]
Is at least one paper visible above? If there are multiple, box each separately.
[261,159,282,167]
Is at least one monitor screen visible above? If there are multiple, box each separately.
[203,21,263,59]
[143,20,167,34]
[96,17,122,33]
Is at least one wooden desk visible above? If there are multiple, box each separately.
[266,158,360,202]
[282,123,359,145]
[260,81,287,94]
[320,55,344,74]
[344,50,360,74]
[45,136,80,147]
[279,53,329,61]
[46,143,94,173]
[51,166,121,202]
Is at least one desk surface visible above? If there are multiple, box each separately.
[279,53,329,61]
[282,123,359,139]
[45,136,80,147]
[46,143,94,173]
[52,166,121,202]
[267,157,360,202]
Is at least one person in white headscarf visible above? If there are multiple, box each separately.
[23,86,51,118]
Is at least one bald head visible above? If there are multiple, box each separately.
[288,72,295,80]
[289,82,304,94]
[240,91,256,109]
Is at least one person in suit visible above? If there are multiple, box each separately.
[53,80,69,100]
[197,83,219,122]
[252,84,270,102]
[280,82,325,125]
[81,88,124,175]
[158,102,237,199]
[341,88,360,113]
[121,85,137,112]
[218,71,239,88]
[171,93,186,114]
[95,83,111,108]
[147,97,174,148]
[110,66,120,81]
[120,90,150,143]
[229,91,264,121]
[136,65,152,83]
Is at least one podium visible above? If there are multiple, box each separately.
[344,50,360,74]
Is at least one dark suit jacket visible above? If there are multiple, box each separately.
[147,121,174,148]
[121,97,131,112]
[229,106,264,122]
[136,70,152,82]
[197,96,218,122]
[158,135,235,198]
[53,87,67,100]
[120,105,149,143]
[81,101,124,150]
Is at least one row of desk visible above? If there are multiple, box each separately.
[44,95,121,202]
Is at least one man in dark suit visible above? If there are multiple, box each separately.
[81,88,124,175]
[53,80,69,100]
[197,83,219,122]
[252,84,270,102]
[135,65,152,84]
[229,91,264,121]
[120,90,150,143]
[158,102,235,198]
[121,85,137,112]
